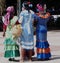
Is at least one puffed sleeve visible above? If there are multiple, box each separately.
[30,10,39,20]
[33,14,39,21]
[18,11,23,23]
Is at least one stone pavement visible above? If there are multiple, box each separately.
[0,30,60,63]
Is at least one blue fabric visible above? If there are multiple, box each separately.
[37,17,49,26]
[34,14,51,59]
[36,32,47,41]
[36,25,47,33]
[37,53,51,59]
[19,10,34,49]
[36,41,49,48]
[35,16,50,48]
[36,17,49,38]
[20,10,34,42]
[36,25,47,41]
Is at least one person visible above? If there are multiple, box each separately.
[3,6,20,61]
[36,4,51,60]
[18,1,35,61]
[2,10,7,36]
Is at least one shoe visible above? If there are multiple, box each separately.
[9,58,13,61]
[9,58,15,61]
[37,58,50,61]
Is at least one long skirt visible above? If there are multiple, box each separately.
[4,38,20,58]
[36,26,51,59]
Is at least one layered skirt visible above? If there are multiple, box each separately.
[4,38,20,58]
[4,26,20,58]
[36,25,51,59]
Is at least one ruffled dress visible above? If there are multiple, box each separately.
[4,16,20,58]
[36,16,51,59]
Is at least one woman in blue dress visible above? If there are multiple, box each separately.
[18,1,35,61]
[36,4,51,60]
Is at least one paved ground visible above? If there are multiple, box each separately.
[0,30,60,63]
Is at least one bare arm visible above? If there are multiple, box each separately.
[39,12,50,19]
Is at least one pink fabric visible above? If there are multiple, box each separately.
[4,6,14,26]
[37,4,44,11]
[4,12,10,25]
[6,6,14,12]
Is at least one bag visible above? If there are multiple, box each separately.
[11,24,22,38]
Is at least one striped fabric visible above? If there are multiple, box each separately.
[4,39,20,58]
[4,16,20,58]
[36,41,51,59]
[36,24,51,60]
[37,48,50,53]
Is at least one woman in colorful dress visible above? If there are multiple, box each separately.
[36,4,51,60]
[3,6,20,61]
[18,1,35,61]
[2,11,7,37]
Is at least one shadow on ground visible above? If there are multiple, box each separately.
[51,55,60,60]
[31,55,60,61]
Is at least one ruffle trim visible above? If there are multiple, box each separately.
[36,41,49,48]
[37,53,51,59]
[37,48,50,53]
[4,38,16,45]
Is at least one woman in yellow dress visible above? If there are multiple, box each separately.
[3,6,20,61]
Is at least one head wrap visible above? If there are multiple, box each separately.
[22,1,33,8]
[37,4,44,12]
[4,6,14,26]
[6,6,14,12]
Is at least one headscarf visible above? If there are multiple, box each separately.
[4,6,14,26]
[37,4,44,12]
[22,1,33,10]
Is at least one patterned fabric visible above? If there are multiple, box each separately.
[4,16,20,58]
[6,6,14,12]
[4,39,20,57]
[4,6,14,26]
[37,4,44,11]
[4,12,10,26]
[36,15,51,59]
[11,24,22,38]
[18,10,34,50]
